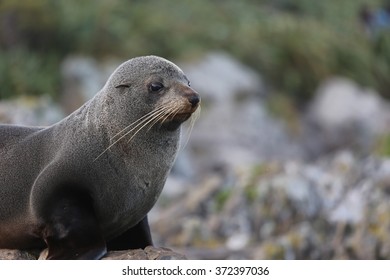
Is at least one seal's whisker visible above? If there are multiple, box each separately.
[94,107,167,161]
[127,106,169,135]
[126,107,171,143]
[148,104,177,130]
[181,106,201,151]
[148,106,174,128]
[160,105,181,124]
[146,105,178,132]
[108,108,168,147]
[110,105,166,141]
[129,103,182,142]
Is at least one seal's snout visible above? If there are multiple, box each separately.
[188,94,200,108]
[182,86,200,109]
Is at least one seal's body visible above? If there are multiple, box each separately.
[0,56,200,259]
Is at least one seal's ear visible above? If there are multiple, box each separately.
[115,83,131,89]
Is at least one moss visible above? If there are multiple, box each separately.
[267,94,301,135]
[244,164,276,204]
[262,242,285,259]
[0,49,60,99]
[244,185,258,204]
[214,189,232,212]
[375,134,390,157]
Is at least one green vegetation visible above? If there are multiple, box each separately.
[0,0,389,104]
[0,48,60,98]
[376,134,390,157]
[215,189,232,212]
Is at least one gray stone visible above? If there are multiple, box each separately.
[0,247,186,260]
[0,96,64,126]
[174,52,301,178]
[304,77,390,157]
[0,249,37,260]
[102,249,147,260]
[60,55,119,114]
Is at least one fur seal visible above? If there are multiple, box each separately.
[0,56,200,259]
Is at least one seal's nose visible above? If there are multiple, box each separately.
[188,94,200,107]
[181,83,200,108]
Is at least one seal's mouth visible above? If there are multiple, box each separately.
[171,112,192,123]
[167,101,200,123]
[160,88,200,128]
[160,102,200,132]
[162,92,200,123]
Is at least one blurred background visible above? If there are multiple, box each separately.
[1,0,390,259]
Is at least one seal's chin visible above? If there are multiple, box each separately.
[172,113,192,123]
[161,112,194,131]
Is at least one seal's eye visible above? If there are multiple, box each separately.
[150,82,164,92]
[115,83,130,89]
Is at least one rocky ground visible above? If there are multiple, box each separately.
[1,52,390,260]
[0,247,186,260]
[152,152,390,259]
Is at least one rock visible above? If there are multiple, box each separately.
[180,52,264,104]
[174,52,301,178]
[103,246,187,260]
[226,232,250,251]
[151,151,390,260]
[0,96,64,125]
[102,249,148,260]
[0,247,186,260]
[0,249,38,260]
[304,77,390,157]
[60,55,119,114]
[150,175,223,246]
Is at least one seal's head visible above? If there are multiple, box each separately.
[94,56,200,160]
[103,55,200,131]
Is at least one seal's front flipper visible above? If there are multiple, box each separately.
[42,194,107,260]
[107,215,152,250]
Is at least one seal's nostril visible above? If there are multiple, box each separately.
[188,95,200,107]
